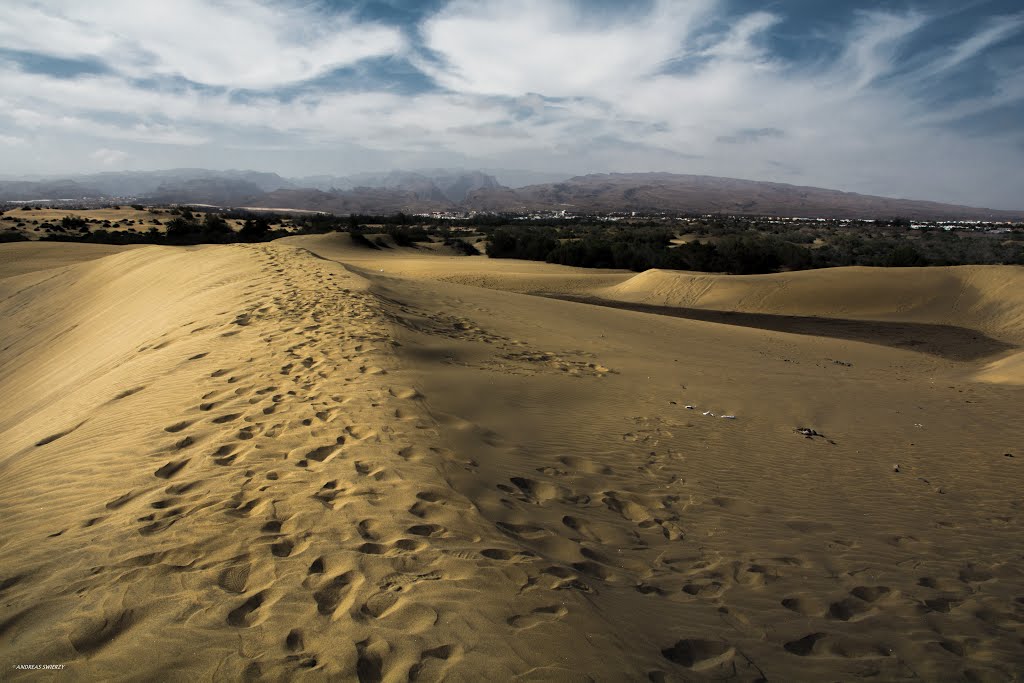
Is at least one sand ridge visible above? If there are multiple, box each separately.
[0,243,622,680]
[0,242,143,280]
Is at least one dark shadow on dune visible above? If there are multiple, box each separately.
[545,295,1015,362]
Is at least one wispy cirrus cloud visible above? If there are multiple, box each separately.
[924,12,1024,77]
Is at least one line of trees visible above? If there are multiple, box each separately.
[7,207,1021,272]
[484,227,821,274]
[482,225,1024,273]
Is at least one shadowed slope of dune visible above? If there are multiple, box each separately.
[358,267,1024,682]
[547,295,1015,361]
[599,266,1024,345]
[596,266,1024,383]
[292,234,1024,681]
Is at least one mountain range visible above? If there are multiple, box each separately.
[1,169,1020,221]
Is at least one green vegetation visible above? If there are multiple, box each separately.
[9,206,1020,272]
[445,237,481,256]
[480,218,1024,273]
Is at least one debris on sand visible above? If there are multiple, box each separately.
[795,427,820,438]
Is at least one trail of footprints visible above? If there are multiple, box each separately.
[382,300,615,378]
[45,245,582,679]
[430,403,1024,679]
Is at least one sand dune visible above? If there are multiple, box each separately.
[600,266,1024,343]
[1,239,1022,681]
[0,242,142,279]
[596,267,1024,384]
[279,233,630,295]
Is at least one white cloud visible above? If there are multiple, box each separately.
[699,11,780,62]
[833,11,930,92]
[91,148,129,165]
[925,13,1024,76]
[0,0,406,88]
[417,0,714,97]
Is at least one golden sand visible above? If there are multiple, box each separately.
[1,235,1021,681]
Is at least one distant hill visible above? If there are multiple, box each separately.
[0,179,104,201]
[146,178,270,206]
[290,170,502,203]
[0,169,293,203]
[1,169,1020,220]
[463,173,1024,221]
[82,169,293,196]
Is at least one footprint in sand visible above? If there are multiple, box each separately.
[784,632,894,659]
[314,482,342,507]
[662,639,735,671]
[285,628,304,652]
[781,596,827,617]
[226,590,267,627]
[69,610,136,654]
[357,539,427,556]
[313,573,355,616]
[217,562,251,594]
[682,581,725,599]
[270,538,294,557]
[224,495,263,518]
[354,637,387,683]
[408,644,461,682]
[35,422,84,447]
[389,386,421,400]
[357,518,385,541]
[112,386,146,401]
[508,605,568,630]
[479,548,536,562]
[828,586,893,621]
[507,477,566,504]
[301,444,340,463]
[496,521,552,540]
[345,424,378,441]
[105,491,139,510]
[212,444,241,466]
[154,459,189,479]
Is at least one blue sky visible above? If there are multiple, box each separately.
[0,0,1021,208]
